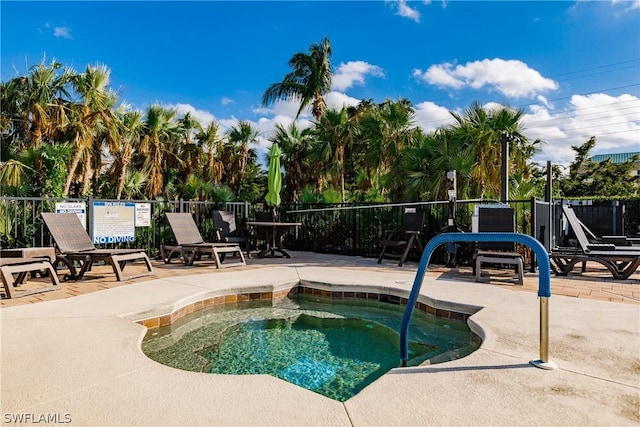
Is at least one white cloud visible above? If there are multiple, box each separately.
[524,93,640,166]
[53,26,72,39]
[167,103,215,127]
[612,0,640,11]
[388,0,421,22]
[221,97,233,106]
[332,61,385,91]
[413,101,454,134]
[253,98,310,118]
[414,58,559,98]
[325,91,363,110]
[413,63,463,89]
[256,90,361,120]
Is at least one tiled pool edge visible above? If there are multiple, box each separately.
[136,282,484,347]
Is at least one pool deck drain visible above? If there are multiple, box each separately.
[1,252,639,426]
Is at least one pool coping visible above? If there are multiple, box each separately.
[1,265,639,426]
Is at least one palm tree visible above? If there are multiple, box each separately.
[447,101,536,199]
[403,128,475,201]
[176,112,203,181]
[226,121,259,197]
[139,104,179,198]
[195,120,225,183]
[64,64,118,196]
[108,106,145,199]
[1,60,74,196]
[356,99,417,201]
[270,122,314,203]
[311,106,356,201]
[262,37,332,119]
[1,59,74,151]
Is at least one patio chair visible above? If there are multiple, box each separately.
[41,212,153,281]
[548,206,640,279]
[213,210,249,257]
[378,208,425,267]
[1,256,60,299]
[474,207,524,285]
[163,212,246,268]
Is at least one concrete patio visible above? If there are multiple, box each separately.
[1,252,639,426]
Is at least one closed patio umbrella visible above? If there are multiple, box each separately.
[265,142,282,220]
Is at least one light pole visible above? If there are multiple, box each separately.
[501,133,509,202]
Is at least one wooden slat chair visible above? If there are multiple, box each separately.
[378,208,425,267]
[163,213,246,268]
[41,212,153,281]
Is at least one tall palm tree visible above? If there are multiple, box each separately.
[176,112,203,181]
[447,101,535,199]
[226,121,259,197]
[139,104,179,198]
[108,106,144,199]
[311,106,356,202]
[356,99,417,201]
[64,63,118,196]
[1,59,74,151]
[403,128,475,201]
[262,37,332,119]
[270,122,314,203]
[1,60,74,196]
[195,120,225,183]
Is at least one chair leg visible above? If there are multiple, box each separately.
[377,246,387,264]
[398,235,416,267]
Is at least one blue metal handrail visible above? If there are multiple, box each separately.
[400,232,556,369]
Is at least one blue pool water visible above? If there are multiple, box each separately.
[142,294,477,401]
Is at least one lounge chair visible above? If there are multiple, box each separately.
[213,210,249,256]
[163,212,246,268]
[473,207,524,285]
[549,206,640,279]
[41,212,153,281]
[378,207,425,266]
[561,205,640,251]
[1,257,60,298]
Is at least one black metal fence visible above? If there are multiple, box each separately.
[1,196,638,265]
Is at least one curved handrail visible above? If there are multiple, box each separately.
[400,232,555,369]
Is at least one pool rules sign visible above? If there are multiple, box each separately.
[92,201,136,244]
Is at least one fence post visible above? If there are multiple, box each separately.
[530,196,537,272]
[612,200,618,235]
[87,196,94,242]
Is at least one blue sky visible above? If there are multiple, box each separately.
[2,0,639,167]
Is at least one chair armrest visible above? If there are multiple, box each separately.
[601,236,631,246]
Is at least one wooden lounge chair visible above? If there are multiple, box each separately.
[163,212,246,268]
[378,208,425,266]
[549,206,640,279]
[213,210,249,256]
[41,212,153,281]
[1,257,60,299]
[474,207,524,285]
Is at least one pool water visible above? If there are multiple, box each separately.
[142,294,478,401]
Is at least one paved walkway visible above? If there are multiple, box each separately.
[1,252,638,426]
[2,251,639,307]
